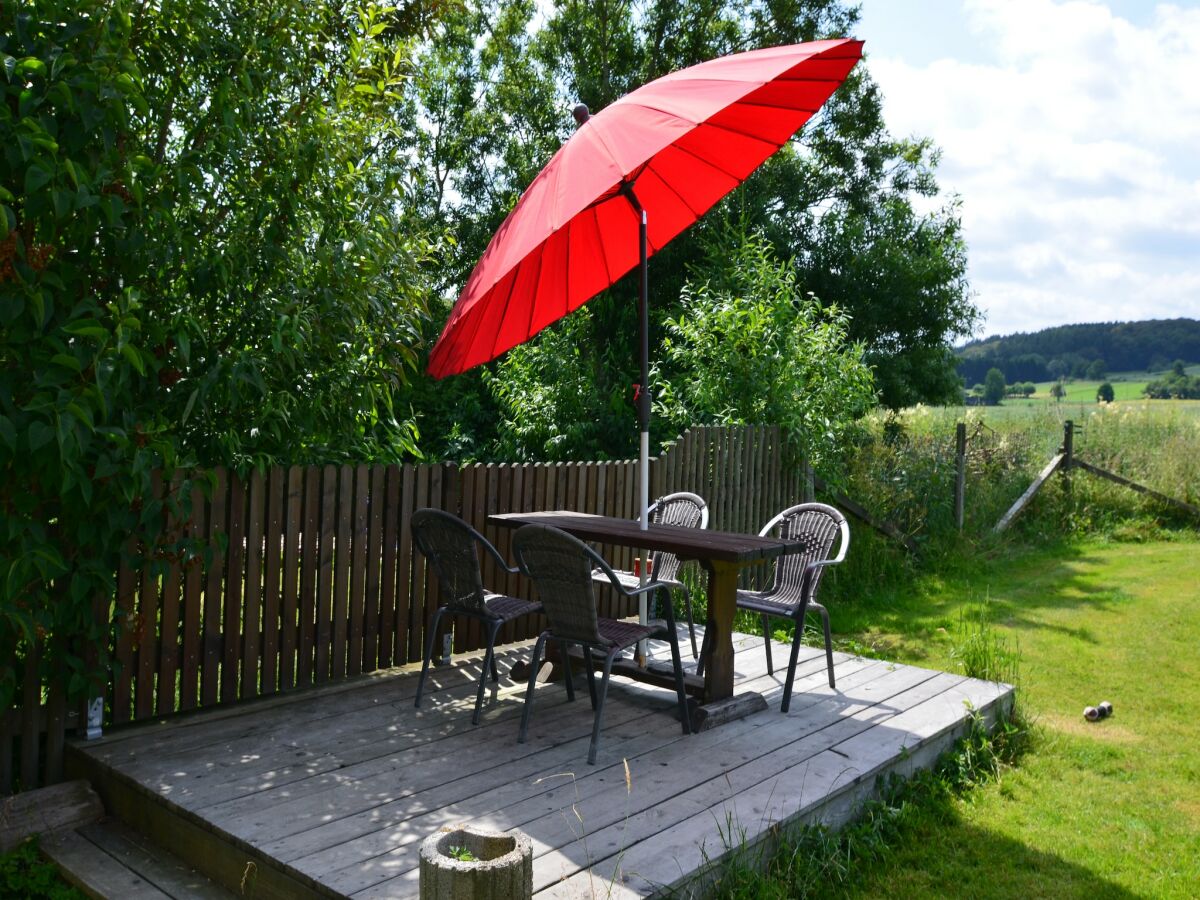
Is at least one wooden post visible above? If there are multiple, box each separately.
[702,560,740,702]
[1062,419,1074,500]
[954,423,966,531]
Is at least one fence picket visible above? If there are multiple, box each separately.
[180,484,206,711]
[348,464,369,676]
[379,465,400,669]
[363,465,385,672]
[240,469,265,700]
[280,467,303,691]
[201,469,227,706]
[315,465,337,682]
[331,465,353,680]
[261,467,285,695]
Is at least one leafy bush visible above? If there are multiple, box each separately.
[657,229,875,473]
[0,840,84,900]
[1,1,435,712]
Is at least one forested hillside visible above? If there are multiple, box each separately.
[957,319,1200,384]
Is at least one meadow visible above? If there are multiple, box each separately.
[713,398,1200,898]
[996,363,1200,407]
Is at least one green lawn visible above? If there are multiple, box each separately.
[827,537,1200,898]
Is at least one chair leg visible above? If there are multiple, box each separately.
[762,614,774,676]
[666,624,692,735]
[781,613,806,714]
[581,646,598,710]
[680,586,698,659]
[560,640,576,702]
[518,633,547,744]
[490,644,500,683]
[815,603,836,689]
[414,607,445,709]
[474,621,500,726]
[588,652,616,765]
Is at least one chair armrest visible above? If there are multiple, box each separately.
[477,533,520,575]
[617,579,671,600]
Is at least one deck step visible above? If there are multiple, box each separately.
[42,818,236,900]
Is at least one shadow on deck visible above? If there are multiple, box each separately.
[66,629,1012,899]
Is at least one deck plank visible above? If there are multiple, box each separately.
[76,820,235,900]
[41,828,174,900]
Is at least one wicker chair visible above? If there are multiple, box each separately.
[410,509,542,725]
[590,492,707,658]
[512,523,693,765]
[734,503,849,713]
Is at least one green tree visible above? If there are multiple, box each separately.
[1050,380,1067,400]
[656,230,875,471]
[1,0,436,709]
[983,368,1006,405]
[1087,358,1107,380]
[1097,382,1115,403]
[1021,382,1037,397]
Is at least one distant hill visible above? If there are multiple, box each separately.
[956,319,1200,385]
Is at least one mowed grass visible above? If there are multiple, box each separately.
[826,537,1200,898]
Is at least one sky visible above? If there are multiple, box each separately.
[855,0,1200,338]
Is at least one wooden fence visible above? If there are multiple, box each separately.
[4,425,809,794]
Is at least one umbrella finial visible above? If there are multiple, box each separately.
[572,103,590,126]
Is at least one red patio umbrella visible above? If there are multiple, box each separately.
[428,38,863,643]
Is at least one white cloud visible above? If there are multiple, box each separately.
[866,1,1200,337]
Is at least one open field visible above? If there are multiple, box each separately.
[981,364,1200,407]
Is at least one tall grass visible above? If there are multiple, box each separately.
[745,401,1198,651]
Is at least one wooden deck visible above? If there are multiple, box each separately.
[66,629,1012,899]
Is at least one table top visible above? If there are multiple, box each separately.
[488,510,800,565]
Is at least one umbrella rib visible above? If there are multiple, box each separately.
[562,217,572,322]
[731,100,822,115]
[642,160,703,221]
[667,140,745,184]
[487,258,524,363]
[591,203,616,286]
[697,117,789,150]
[510,237,547,358]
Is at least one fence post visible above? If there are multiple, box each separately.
[802,459,815,503]
[1062,420,1074,499]
[954,423,966,531]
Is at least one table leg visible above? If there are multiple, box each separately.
[701,560,739,702]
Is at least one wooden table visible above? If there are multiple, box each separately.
[489,510,806,711]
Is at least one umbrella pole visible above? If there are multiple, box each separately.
[637,207,650,665]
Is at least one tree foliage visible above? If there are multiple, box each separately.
[1,0,437,706]
[983,368,1006,405]
[1144,367,1200,399]
[657,228,874,471]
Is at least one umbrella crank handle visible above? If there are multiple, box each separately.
[632,384,652,428]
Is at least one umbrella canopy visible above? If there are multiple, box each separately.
[427,38,863,378]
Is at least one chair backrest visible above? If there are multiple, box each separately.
[758,503,849,606]
[410,508,492,615]
[646,492,708,582]
[512,524,607,646]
